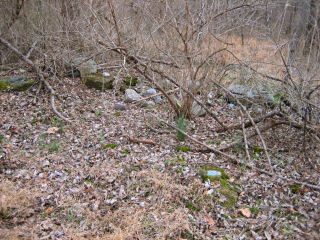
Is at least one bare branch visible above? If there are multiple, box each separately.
[0,37,70,123]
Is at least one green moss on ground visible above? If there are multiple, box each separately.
[124,76,138,86]
[220,178,239,209]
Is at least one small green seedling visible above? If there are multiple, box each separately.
[120,149,130,154]
[104,143,117,149]
[174,145,190,152]
[177,116,187,141]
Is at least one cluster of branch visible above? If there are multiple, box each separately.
[0,38,70,123]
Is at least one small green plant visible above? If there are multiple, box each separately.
[58,124,64,134]
[249,206,259,214]
[68,207,74,220]
[95,109,101,116]
[104,143,117,149]
[289,184,301,194]
[0,208,10,219]
[174,145,190,152]
[252,146,263,154]
[120,149,130,154]
[176,116,187,141]
[48,139,59,152]
[0,134,3,143]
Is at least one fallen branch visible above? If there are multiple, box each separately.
[218,119,280,151]
[152,114,239,164]
[217,110,280,133]
[0,37,70,123]
[213,81,274,173]
[251,166,320,191]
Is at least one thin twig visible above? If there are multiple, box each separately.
[240,110,251,162]
[218,120,280,151]
[250,166,320,191]
[213,81,274,173]
[25,39,38,59]
[217,110,280,133]
[133,88,179,105]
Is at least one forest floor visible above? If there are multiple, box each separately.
[1,72,319,240]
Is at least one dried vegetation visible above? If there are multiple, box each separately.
[0,0,320,239]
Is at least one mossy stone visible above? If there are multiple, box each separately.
[0,76,34,91]
[82,73,114,90]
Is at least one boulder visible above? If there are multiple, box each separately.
[82,73,114,90]
[66,57,98,77]
[114,103,128,111]
[142,88,162,103]
[191,101,206,117]
[124,89,141,103]
[227,83,274,107]
[0,75,34,91]
[140,101,155,108]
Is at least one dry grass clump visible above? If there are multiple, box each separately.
[58,169,194,239]
[0,180,39,219]
[0,180,40,239]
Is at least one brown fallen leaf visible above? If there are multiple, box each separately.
[239,208,251,218]
[47,127,59,134]
[289,207,299,214]
[45,207,53,215]
[204,215,215,227]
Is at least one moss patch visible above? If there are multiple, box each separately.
[124,76,138,86]
[119,85,129,92]
[103,143,117,149]
[219,179,239,209]
[82,73,114,90]
[174,145,190,152]
[0,81,10,90]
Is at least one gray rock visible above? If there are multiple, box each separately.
[82,74,114,90]
[142,88,162,103]
[114,103,128,111]
[73,58,98,76]
[227,83,274,107]
[191,101,206,117]
[207,91,214,106]
[66,57,97,77]
[124,89,141,103]
[0,75,34,91]
[140,101,155,108]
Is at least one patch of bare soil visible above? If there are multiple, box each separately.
[0,77,319,239]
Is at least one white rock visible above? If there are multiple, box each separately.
[124,89,141,103]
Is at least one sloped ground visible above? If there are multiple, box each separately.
[0,75,319,240]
